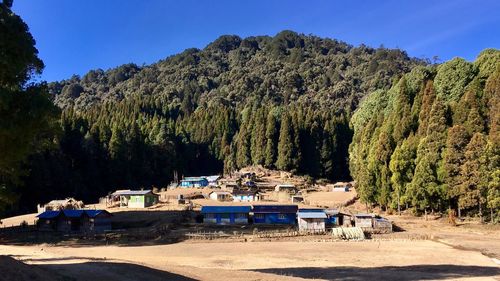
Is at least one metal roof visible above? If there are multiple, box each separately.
[37,210,112,219]
[181,177,207,182]
[298,212,327,219]
[204,175,221,182]
[112,190,154,196]
[36,211,60,219]
[252,205,298,213]
[201,206,251,214]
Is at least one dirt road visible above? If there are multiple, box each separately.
[1,239,499,281]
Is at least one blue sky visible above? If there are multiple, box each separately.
[13,0,500,82]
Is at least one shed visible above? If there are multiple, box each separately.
[252,205,298,224]
[201,206,251,224]
[329,182,352,192]
[233,191,259,202]
[111,190,158,208]
[36,210,112,233]
[205,175,221,187]
[324,209,352,227]
[208,191,233,202]
[354,213,392,233]
[180,177,209,188]
[297,210,327,231]
[275,184,296,193]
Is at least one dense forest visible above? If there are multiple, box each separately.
[350,50,500,220]
[1,1,498,220]
[14,28,422,213]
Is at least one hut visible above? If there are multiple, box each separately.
[233,190,259,202]
[36,210,112,233]
[180,177,209,188]
[329,182,352,192]
[208,191,233,202]
[324,209,353,227]
[205,175,221,187]
[297,209,327,232]
[252,205,298,224]
[275,184,296,193]
[201,206,251,224]
[37,198,84,213]
[111,190,158,208]
[354,213,392,233]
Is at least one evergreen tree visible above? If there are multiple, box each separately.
[276,113,294,171]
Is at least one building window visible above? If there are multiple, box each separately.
[205,213,215,219]
[236,213,247,218]
[255,214,264,219]
[278,214,286,220]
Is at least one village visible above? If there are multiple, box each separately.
[19,167,394,243]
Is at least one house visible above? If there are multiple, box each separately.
[329,182,352,192]
[37,198,84,213]
[354,214,392,233]
[111,190,159,208]
[252,205,298,224]
[205,175,221,187]
[275,184,296,193]
[201,206,251,224]
[233,190,259,202]
[208,191,233,202]
[324,209,352,227]
[36,210,112,233]
[291,195,304,204]
[297,209,327,232]
[180,177,209,188]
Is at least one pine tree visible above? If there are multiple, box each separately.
[264,111,279,168]
[459,132,488,221]
[276,113,294,171]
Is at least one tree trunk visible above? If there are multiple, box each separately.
[397,191,401,216]
[479,202,483,223]
[424,209,428,221]
[491,208,494,223]
[458,207,461,218]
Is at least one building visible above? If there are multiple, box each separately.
[354,213,392,233]
[36,210,112,233]
[297,209,327,232]
[37,198,84,213]
[324,209,352,227]
[205,175,221,187]
[180,177,209,188]
[201,206,251,224]
[111,190,159,208]
[233,190,259,202]
[329,182,352,192]
[208,191,233,202]
[275,184,296,193]
[252,205,298,224]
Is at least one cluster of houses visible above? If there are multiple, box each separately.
[200,204,392,233]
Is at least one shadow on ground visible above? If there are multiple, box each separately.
[38,260,197,281]
[251,265,500,280]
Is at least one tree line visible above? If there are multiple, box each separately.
[349,50,499,221]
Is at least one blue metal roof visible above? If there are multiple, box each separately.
[298,208,325,213]
[201,206,251,214]
[37,210,111,219]
[252,205,298,213]
[36,211,60,219]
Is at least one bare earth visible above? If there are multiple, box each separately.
[1,238,499,281]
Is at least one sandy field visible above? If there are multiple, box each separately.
[1,237,499,281]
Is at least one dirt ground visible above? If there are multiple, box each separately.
[0,238,499,281]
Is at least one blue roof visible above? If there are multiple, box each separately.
[201,206,251,214]
[37,211,60,219]
[298,208,325,212]
[37,210,111,219]
[253,205,298,213]
[297,212,327,219]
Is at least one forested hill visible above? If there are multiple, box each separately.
[50,31,420,112]
[349,49,499,218]
[17,31,423,211]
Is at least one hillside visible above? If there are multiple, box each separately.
[14,31,423,212]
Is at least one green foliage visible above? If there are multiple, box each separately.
[350,50,499,217]
[434,57,476,102]
[474,49,500,80]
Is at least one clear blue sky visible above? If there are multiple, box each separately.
[13,0,500,82]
